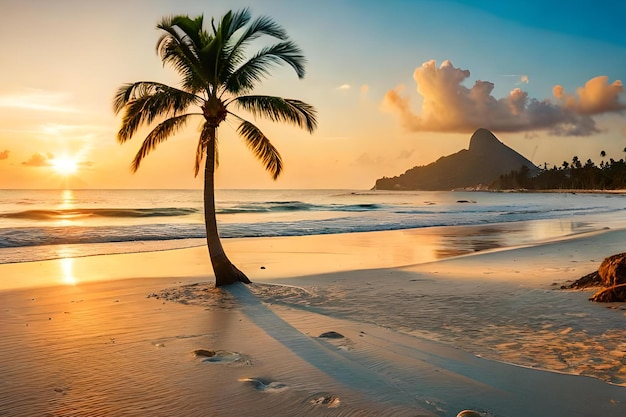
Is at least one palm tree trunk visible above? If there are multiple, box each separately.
[204,127,251,286]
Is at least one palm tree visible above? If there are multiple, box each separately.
[113,10,317,286]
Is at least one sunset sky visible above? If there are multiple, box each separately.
[1,0,625,189]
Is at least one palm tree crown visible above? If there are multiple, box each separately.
[113,9,317,178]
[113,9,317,286]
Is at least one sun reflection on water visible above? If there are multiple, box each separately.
[57,189,79,225]
[59,189,75,209]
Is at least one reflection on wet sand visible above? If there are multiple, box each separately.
[410,219,599,259]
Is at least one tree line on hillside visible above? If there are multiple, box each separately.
[491,150,626,190]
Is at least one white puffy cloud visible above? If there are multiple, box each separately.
[383,60,624,136]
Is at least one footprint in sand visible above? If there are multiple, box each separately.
[194,349,251,365]
[317,331,353,351]
[318,331,344,339]
[308,393,341,408]
[238,377,288,393]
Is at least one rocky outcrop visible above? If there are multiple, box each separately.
[590,284,626,302]
[374,128,539,190]
[564,253,626,302]
[561,271,601,289]
[597,252,626,286]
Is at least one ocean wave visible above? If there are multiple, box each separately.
[0,201,621,251]
[0,209,591,251]
[0,224,207,249]
[498,205,605,216]
[217,201,384,214]
[0,207,199,220]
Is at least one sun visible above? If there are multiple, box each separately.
[50,156,79,176]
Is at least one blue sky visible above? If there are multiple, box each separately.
[0,0,624,188]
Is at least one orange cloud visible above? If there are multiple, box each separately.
[21,152,53,167]
[384,60,624,136]
[553,76,626,115]
[0,150,9,160]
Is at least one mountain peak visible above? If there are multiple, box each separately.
[374,128,540,190]
[468,128,501,154]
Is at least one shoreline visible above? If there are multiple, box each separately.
[0,212,617,271]
[0,219,619,291]
[496,188,626,194]
[377,187,626,194]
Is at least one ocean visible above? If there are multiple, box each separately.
[0,188,625,264]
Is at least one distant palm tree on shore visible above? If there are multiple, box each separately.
[113,9,317,286]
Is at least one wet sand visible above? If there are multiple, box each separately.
[1,226,626,416]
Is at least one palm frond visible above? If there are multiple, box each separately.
[219,13,288,89]
[220,9,251,39]
[169,15,205,46]
[157,16,207,92]
[195,10,249,90]
[113,81,193,114]
[115,83,199,143]
[130,114,195,172]
[224,41,306,93]
[234,96,317,133]
[237,120,283,179]
[240,14,288,41]
[158,35,204,91]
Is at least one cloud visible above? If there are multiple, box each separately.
[22,152,53,167]
[337,84,351,90]
[354,152,386,166]
[553,76,626,115]
[0,89,77,113]
[383,60,625,136]
[501,74,529,85]
[0,150,9,160]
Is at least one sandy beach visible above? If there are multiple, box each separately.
[1,225,626,417]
